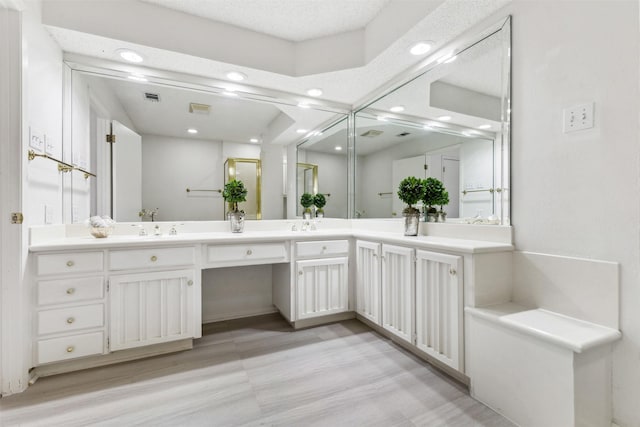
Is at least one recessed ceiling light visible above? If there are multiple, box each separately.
[438,115,452,121]
[296,129,308,134]
[250,138,259,143]
[127,74,148,82]
[117,49,144,63]
[226,71,247,81]
[390,106,405,113]
[298,103,311,109]
[409,41,432,56]
[444,55,458,64]
[478,124,492,129]
[335,146,343,151]
[187,128,198,134]
[307,88,323,97]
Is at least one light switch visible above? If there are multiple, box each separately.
[29,127,44,151]
[563,102,594,133]
[44,205,53,224]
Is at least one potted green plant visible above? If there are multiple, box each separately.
[423,177,445,222]
[300,192,314,219]
[313,193,327,218]
[223,179,248,233]
[397,176,425,236]
[436,190,450,222]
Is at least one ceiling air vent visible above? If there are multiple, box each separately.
[396,132,411,137]
[360,129,384,138]
[189,103,210,114]
[144,92,160,102]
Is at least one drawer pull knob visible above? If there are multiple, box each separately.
[322,246,327,250]
[150,255,158,262]
[66,346,74,353]
[449,268,457,276]
[66,288,75,295]
[66,317,75,324]
[246,249,252,255]
[66,261,74,267]
[187,280,193,286]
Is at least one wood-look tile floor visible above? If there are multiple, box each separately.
[0,314,514,426]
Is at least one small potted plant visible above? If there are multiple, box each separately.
[423,177,445,222]
[223,179,248,233]
[436,190,450,222]
[300,192,314,219]
[397,176,425,236]
[314,193,327,218]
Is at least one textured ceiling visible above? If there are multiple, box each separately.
[140,0,391,42]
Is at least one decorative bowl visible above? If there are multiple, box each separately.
[90,227,113,238]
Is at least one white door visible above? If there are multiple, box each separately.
[296,257,348,320]
[356,240,381,324]
[381,244,415,343]
[109,269,198,351]
[112,121,142,221]
[415,249,463,370]
[391,155,426,217]
[442,157,460,218]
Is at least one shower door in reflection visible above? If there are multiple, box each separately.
[224,158,262,220]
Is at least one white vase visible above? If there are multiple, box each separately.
[228,210,245,233]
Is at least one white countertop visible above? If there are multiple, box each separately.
[29,228,513,254]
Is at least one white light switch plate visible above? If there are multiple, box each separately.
[563,102,594,133]
[44,205,53,224]
[29,127,44,151]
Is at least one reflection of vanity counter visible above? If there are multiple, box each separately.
[28,220,513,383]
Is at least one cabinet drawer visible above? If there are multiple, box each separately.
[109,246,196,271]
[296,240,349,258]
[36,252,103,276]
[37,304,104,335]
[37,276,104,306]
[37,331,104,365]
[206,242,288,267]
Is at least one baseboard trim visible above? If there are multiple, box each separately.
[292,312,356,329]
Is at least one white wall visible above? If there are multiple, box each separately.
[459,139,494,218]
[141,135,261,222]
[507,2,639,425]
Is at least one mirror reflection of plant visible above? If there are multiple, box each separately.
[223,179,248,212]
[300,193,315,215]
[423,177,446,213]
[313,193,327,214]
[397,176,425,215]
[437,190,450,210]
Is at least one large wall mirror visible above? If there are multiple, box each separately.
[67,62,348,223]
[353,17,511,224]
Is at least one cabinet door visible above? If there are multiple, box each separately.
[415,250,463,370]
[381,244,415,343]
[356,240,381,324]
[109,269,199,351]
[296,257,348,320]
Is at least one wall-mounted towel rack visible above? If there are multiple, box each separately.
[186,188,222,193]
[378,192,393,196]
[461,188,502,195]
[28,149,96,179]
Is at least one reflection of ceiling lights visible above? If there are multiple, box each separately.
[187,128,198,134]
[409,41,432,56]
[423,124,433,130]
[127,73,148,82]
[298,103,311,108]
[307,88,323,97]
[437,53,456,64]
[335,146,343,151]
[226,71,247,81]
[390,106,405,113]
[444,55,458,64]
[250,138,259,143]
[478,124,492,129]
[377,116,388,122]
[296,129,308,134]
[223,90,238,97]
[117,49,144,63]
[438,115,452,121]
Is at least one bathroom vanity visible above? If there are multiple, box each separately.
[28,220,513,382]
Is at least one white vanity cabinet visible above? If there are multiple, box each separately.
[415,249,463,370]
[34,251,107,365]
[294,240,349,320]
[107,246,201,351]
[355,240,381,324]
[381,244,415,343]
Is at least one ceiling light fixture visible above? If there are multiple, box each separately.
[390,106,405,113]
[409,41,433,56]
[377,116,388,122]
[226,71,247,81]
[335,146,343,151]
[187,128,198,134]
[298,103,311,109]
[117,49,144,63]
[296,129,308,134]
[250,138,259,143]
[438,115,452,121]
[307,88,323,97]
[478,124,492,129]
[223,90,238,97]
